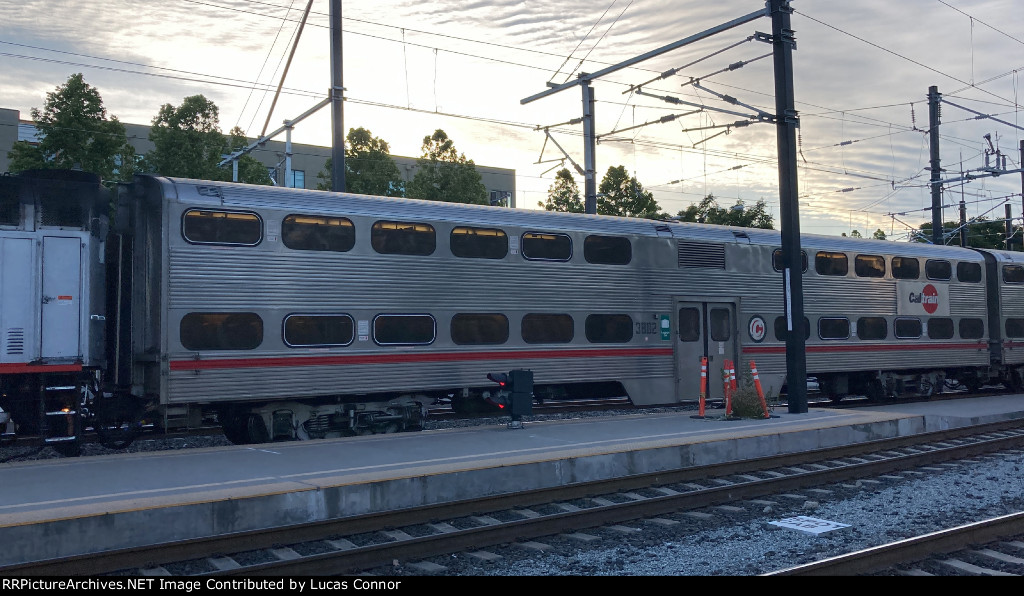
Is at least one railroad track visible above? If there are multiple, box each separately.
[5,418,1023,577]
[766,512,1024,576]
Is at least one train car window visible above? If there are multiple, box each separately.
[678,308,700,342]
[818,318,850,340]
[283,314,354,347]
[1005,318,1024,338]
[894,317,922,339]
[774,316,810,341]
[1003,265,1024,284]
[854,255,885,278]
[856,317,887,340]
[709,309,731,341]
[959,318,985,339]
[522,314,574,344]
[373,314,435,345]
[450,226,508,259]
[584,235,632,265]
[585,314,633,343]
[522,232,572,261]
[371,221,436,256]
[927,318,954,340]
[815,252,848,276]
[925,259,952,280]
[772,249,808,272]
[182,209,262,245]
[957,262,982,283]
[451,313,509,345]
[180,312,263,350]
[891,257,920,279]
[282,215,355,252]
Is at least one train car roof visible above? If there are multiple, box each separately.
[155,176,984,262]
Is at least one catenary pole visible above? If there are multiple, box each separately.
[330,0,345,192]
[929,86,943,244]
[771,0,807,414]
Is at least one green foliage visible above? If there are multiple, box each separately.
[227,127,272,186]
[916,217,1016,249]
[317,127,405,196]
[597,165,664,219]
[676,194,775,229]
[6,73,136,181]
[406,129,487,205]
[728,367,774,419]
[538,168,584,212]
[143,94,229,180]
[872,228,887,240]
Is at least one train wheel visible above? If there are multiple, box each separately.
[93,395,142,450]
[864,379,886,403]
[1005,370,1023,393]
[244,414,270,444]
[220,413,249,445]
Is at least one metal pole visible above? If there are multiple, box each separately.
[329,0,345,192]
[929,86,943,244]
[771,0,807,414]
[582,79,597,214]
[285,123,293,188]
[1020,140,1023,250]
[1006,204,1013,251]
[959,197,967,247]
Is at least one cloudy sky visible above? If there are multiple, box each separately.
[2,0,1023,239]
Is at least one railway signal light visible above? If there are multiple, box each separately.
[485,369,534,427]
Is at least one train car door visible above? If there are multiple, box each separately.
[0,237,36,363]
[674,300,737,401]
[40,236,82,360]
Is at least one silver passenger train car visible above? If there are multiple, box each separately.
[2,169,1023,452]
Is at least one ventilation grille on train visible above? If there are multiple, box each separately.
[677,241,725,269]
[5,328,24,355]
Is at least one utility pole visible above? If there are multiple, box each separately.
[959,196,967,247]
[770,0,807,414]
[1007,204,1014,251]
[581,80,597,214]
[330,0,345,192]
[928,86,943,244]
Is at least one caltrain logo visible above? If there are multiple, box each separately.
[909,284,940,314]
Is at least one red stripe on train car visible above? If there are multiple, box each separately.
[743,342,985,355]
[0,363,84,374]
[169,347,675,371]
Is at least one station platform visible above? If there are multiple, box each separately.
[2,394,1024,567]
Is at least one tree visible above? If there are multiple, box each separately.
[6,73,136,181]
[143,95,229,180]
[406,129,487,204]
[597,165,664,219]
[316,127,405,196]
[676,194,775,229]
[916,217,1014,249]
[227,127,272,186]
[842,230,863,238]
[872,228,887,240]
[539,168,584,212]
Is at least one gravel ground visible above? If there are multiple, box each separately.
[387,449,1024,576]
